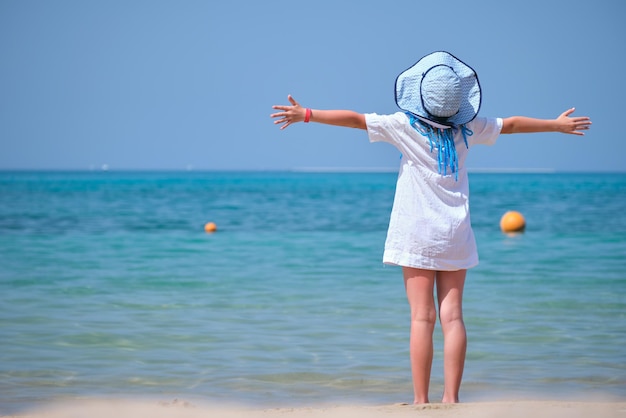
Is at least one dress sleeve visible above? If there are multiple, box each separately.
[466,117,503,147]
[365,112,410,147]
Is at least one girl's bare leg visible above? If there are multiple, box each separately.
[403,267,437,404]
[436,269,467,403]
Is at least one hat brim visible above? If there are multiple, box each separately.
[395,51,481,127]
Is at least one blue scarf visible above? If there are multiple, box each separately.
[406,112,473,181]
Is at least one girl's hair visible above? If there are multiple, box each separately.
[406,112,473,181]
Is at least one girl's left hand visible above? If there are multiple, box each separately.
[271,95,305,130]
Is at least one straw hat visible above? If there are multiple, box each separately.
[395,51,481,129]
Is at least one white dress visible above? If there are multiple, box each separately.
[365,112,502,270]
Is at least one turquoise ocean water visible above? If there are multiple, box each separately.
[0,171,625,413]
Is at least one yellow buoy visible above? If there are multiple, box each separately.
[204,222,217,233]
[500,211,526,233]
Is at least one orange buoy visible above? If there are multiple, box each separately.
[204,222,217,233]
[500,211,526,233]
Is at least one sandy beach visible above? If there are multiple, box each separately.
[4,399,626,418]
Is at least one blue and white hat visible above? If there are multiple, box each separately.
[395,51,481,129]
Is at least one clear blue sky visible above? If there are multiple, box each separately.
[1,0,623,172]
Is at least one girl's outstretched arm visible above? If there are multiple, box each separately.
[501,108,591,135]
[271,95,366,130]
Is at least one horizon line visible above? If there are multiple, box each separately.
[0,167,625,174]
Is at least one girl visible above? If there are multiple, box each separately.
[270,51,591,404]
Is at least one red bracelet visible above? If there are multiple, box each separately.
[304,108,312,123]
